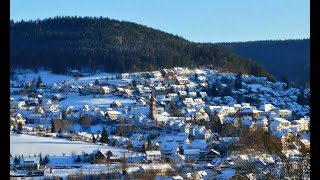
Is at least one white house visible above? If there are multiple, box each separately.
[269,117,291,132]
[17,157,40,171]
[278,109,292,120]
[160,142,179,159]
[184,149,200,163]
[145,151,162,161]
[293,118,310,131]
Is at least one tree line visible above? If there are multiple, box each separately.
[11,16,274,81]
[217,39,310,88]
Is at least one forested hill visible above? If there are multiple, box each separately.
[10,16,274,80]
[217,39,310,87]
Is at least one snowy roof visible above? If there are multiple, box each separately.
[145,151,161,156]
[182,139,207,150]
[239,108,263,114]
[21,157,40,164]
[184,149,200,155]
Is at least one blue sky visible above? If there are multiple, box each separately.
[10,0,310,43]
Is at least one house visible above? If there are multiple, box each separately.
[51,84,61,93]
[105,110,122,121]
[145,151,162,161]
[242,116,255,130]
[292,118,310,131]
[193,126,211,140]
[109,135,128,146]
[11,101,27,109]
[110,100,123,108]
[27,114,43,124]
[43,104,58,113]
[123,89,133,98]
[176,76,189,85]
[171,85,185,93]
[178,91,188,98]
[188,92,197,98]
[162,133,190,145]
[41,99,52,106]
[154,86,166,93]
[114,87,125,96]
[160,142,179,159]
[259,103,276,112]
[99,86,110,94]
[167,93,179,102]
[12,112,26,125]
[152,71,163,78]
[238,108,263,118]
[299,139,310,152]
[184,149,200,163]
[52,94,63,101]
[149,78,162,85]
[200,149,220,162]
[51,111,62,119]
[234,155,255,170]
[131,140,145,151]
[92,149,109,164]
[35,106,45,114]
[269,118,291,132]
[194,108,209,121]
[199,92,208,100]
[17,157,40,171]
[183,98,194,107]
[160,69,175,77]
[278,109,292,120]
[156,115,170,127]
[183,139,208,150]
[67,113,80,122]
[27,98,39,106]
[136,98,146,107]
[256,116,269,131]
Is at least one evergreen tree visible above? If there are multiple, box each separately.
[51,120,55,133]
[211,84,219,96]
[36,75,43,87]
[297,89,307,105]
[100,127,109,144]
[234,72,243,90]
[39,153,43,165]
[92,133,96,143]
[222,85,232,96]
[94,79,99,85]
[76,155,82,163]
[14,155,19,164]
[43,155,49,164]
[30,78,36,88]
[132,79,137,87]
[62,110,67,120]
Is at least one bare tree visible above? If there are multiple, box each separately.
[120,152,128,176]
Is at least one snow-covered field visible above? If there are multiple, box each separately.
[10,134,127,156]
